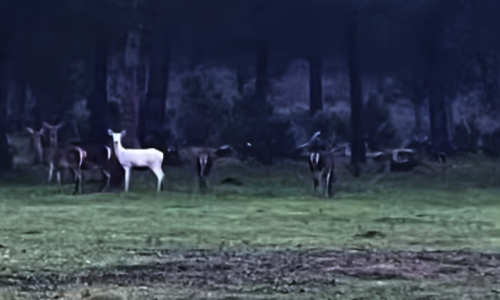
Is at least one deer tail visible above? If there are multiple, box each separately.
[104,146,112,160]
[69,147,87,168]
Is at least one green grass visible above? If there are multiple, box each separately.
[1,154,500,298]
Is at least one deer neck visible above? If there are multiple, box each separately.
[44,144,60,163]
[29,138,45,165]
[113,142,126,160]
[35,144,44,165]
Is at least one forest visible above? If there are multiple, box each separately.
[1,0,500,299]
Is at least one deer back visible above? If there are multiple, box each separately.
[308,151,335,174]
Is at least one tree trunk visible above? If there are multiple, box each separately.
[255,40,268,106]
[445,95,454,142]
[422,8,454,154]
[121,69,141,148]
[413,99,424,140]
[120,30,142,148]
[88,39,110,144]
[17,79,26,128]
[428,81,453,153]
[347,20,365,176]
[141,32,170,147]
[108,101,125,188]
[308,53,323,115]
[411,79,426,140]
[0,66,12,174]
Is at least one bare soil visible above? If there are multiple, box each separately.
[1,248,499,292]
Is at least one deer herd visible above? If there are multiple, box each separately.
[6,123,447,197]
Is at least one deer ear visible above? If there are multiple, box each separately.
[26,127,34,134]
[42,122,50,128]
[39,128,45,134]
[107,129,114,136]
[121,130,127,137]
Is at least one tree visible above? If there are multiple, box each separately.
[88,39,110,144]
[306,3,324,114]
[346,11,365,175]
[0,0,18,174]
[405,0,469,153]
[140,0,177,147]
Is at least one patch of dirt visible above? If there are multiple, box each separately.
[1,249,500,292]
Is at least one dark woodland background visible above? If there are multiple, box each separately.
[1,0,500,177]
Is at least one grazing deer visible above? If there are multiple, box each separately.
[166,144,239,192]
[25,126,86,194]
[107,129,164,192]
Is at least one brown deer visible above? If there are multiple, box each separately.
[297,132,337,198]
[42,122,113,193]
[65,141,112,193]
[166,145,236,192]
[307,151,336,198]
[25,124,86,194]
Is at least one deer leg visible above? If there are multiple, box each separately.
[70,168,79,195]
[56,171,62,186]
[77,170,83,194]
[48,162,54,183]
[312,177,319,195]
[99,169,111,192]
[325,170,333,198]
[72,169,81,195]
[151,165,165,192]
[199,176,207,192]
[124,166,131,192]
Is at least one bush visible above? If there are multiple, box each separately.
[288,109,349,148]
[220,93,296,164]
[364,94,399,150]
[176,66,239,146]
[482,128,500,157]
[453,119,480,153]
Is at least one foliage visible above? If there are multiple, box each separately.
[364,93,399,149]
[453,119,480,153]
[220,93,296,164]
[176,66,239,146]
[288,109,350,147]
[481,128,500,157]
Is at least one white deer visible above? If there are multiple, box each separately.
[108,129,165,192]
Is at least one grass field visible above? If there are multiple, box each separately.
[0,154,500,299]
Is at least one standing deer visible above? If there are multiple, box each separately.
[108,129,164,192]
[166,144,241,192]
[25,125,86,194]
[67,141,112,193]
[297,132,337,198]
[307,151,336,198]
[43,122,113,193]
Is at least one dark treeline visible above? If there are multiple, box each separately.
[1,0,500,179]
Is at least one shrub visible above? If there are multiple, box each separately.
[364,94,399,149]
[176,66,239,146]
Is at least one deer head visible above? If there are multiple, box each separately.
[108,129,126,149]
[26,127,45,164]
[42,122,63,147]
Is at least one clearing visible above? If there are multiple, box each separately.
[0,155,500,299]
